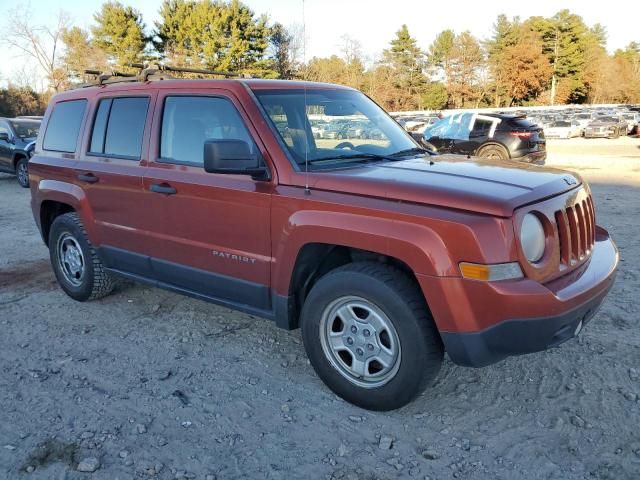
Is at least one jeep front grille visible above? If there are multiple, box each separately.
[554,196,595,266]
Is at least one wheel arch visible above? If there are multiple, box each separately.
[476,141,511,158]
[12,152,28,169]
[272,212,456,330]
[37,181,94,246]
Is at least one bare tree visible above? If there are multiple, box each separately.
[4,4,70,92]
[287,22,305,74]
[340,35,363,64]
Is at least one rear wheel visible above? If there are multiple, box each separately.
[301,262,443,410]
[15,157,29,188]
[477,144,509,160]
[49,212,115,301]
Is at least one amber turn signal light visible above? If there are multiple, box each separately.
[459,262,524,281]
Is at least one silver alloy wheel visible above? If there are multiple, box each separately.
[17,161,28,185]
[56,233,85,287]
[319,296,401,388]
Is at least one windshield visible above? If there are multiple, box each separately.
[10,120,40,139]
[253,88,417,168]
[552,121,571,127]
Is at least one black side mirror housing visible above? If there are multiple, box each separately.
[0,132,9,142]
[203,139,268,180]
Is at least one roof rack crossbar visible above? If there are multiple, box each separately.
[129,63,249,78]
[76,63,255,89]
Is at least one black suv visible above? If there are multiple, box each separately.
[0,117,41,187]
[421,113,546,164]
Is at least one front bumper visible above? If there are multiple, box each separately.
[418,228,618,367]
[584,130,613,138]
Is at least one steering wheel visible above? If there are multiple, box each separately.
[335,141,355,149]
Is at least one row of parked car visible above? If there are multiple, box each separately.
[528,107,637,139]
[2,104,638,188]
[310,119,385,140]
[395,105,640,139]
[390,104,640,164]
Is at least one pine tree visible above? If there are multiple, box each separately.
[61,27,109,80]
[154,0,273,75]
[427,29,455,80]
[269,23,294,79]
[92,1,148,69]
[524,10,590,104]
[381,25,427,110]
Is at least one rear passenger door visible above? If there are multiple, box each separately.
[75,92,156,264]
[141,91,273,312]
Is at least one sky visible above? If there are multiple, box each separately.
[2,0,638,88]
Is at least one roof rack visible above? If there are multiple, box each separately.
[78,63,255,88]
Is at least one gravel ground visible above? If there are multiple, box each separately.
[0,138,639,480]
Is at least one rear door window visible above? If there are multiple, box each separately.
[159,96,257,166]
[43,99,87,152]
[89,97,149,159]
[470,119,493,137]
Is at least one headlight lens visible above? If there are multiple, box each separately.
[520,213,545,263]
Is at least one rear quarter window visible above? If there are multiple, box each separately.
[43,99,87,152]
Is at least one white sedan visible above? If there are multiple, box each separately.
[545,120,583,139]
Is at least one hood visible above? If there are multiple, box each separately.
[302,154,582,217]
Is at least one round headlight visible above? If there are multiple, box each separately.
[520,213,545,263]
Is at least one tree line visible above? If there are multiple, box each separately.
[3,1,639,114]
[314,12,640,110]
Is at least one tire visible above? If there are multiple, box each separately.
[301,262,443,411]
[15,157,29,188]
[477,144,509,160]
[49,212,115,301]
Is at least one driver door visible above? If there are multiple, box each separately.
[0,120,13,170]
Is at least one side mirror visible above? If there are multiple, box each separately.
[0,132,9,142]
[203,139,268,179]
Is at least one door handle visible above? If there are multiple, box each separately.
[77,173,99,184]
[150,183,177,195]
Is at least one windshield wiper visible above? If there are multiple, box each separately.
[306,153,393,164]
[388,147,432,157]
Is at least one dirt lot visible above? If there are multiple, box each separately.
[0,138,639,480]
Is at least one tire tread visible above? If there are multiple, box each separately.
[53,212,114,300]
[302,261,444,410]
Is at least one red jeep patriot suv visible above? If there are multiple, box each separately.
[29,73,618,410]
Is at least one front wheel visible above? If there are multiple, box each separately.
[301,262,443,410]
[16,157,29,188]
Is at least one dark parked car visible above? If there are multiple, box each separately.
[422,113,546,164]
[584,116,628,139]
[0,117,41,187]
